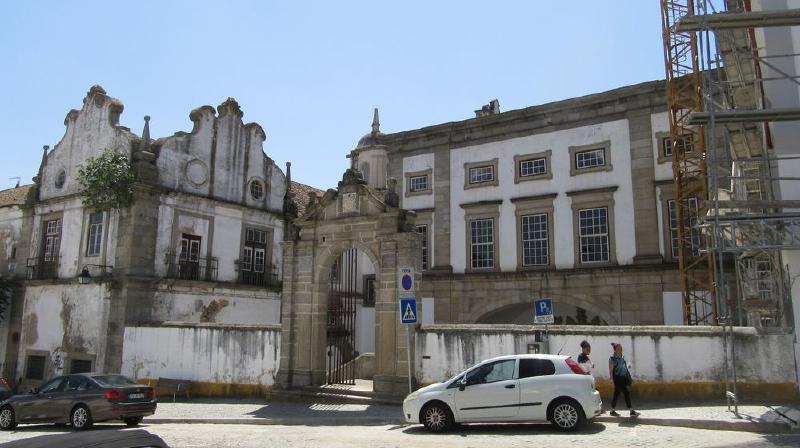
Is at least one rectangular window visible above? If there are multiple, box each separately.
[468,165,494,184]
[415,225,428,270]
[668,198,700,258]
[662,137,673,158]
[362,274,376,307]
[575,148,606,170]
[519,358,555,378]
[409,175,429,192]
[519,158,547,177]
[86,212,104,257]
[521,214,548,266]
[579,207,609,263]
[69,359,92,374]
[470,218,494,269]
[242,228,268,273]
[43,218,62,262]
[179,234,201,262]
[25,355,46,380]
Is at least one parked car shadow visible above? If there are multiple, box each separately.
[0,428,169,448]
[402,421,607,436]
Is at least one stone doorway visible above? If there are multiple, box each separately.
[325,248,377,386]
[276,169,422,397]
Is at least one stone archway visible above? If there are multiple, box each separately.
[276,169,422,397]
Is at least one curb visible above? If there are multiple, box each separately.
[594,416,793,433]
[143,417,405,426]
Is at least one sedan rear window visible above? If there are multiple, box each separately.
[92,375,138,387]
[519,358,555,378]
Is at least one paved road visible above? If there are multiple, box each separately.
[0,422,798,448]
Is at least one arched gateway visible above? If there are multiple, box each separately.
[276,169,422,397]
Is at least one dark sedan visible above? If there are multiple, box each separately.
[0,373,157,430]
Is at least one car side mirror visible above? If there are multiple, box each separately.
[458,378,466,392]
[28,387,39,395]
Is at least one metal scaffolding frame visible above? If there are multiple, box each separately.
[661,0,800,410]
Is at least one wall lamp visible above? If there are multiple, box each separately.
[77,264,114,284]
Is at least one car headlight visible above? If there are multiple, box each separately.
[404,390,421,402]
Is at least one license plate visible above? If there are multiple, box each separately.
[129,393,145,399]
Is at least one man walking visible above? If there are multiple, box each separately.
[577,340,593,375]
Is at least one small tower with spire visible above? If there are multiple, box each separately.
[350,108,389,190]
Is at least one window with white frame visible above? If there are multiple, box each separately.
[519,158,547,177]
[179,234,201,262]
[86,212,103,257]
[578,207,609,263]
[521,213,548,266]
[575,148,606,170]
[415,224,428,270]
[668,198,700,258]
[242,228,268,273]
[469,165,494,184]
[662,137,673,158]
[410,175,429,193]
[42,219,62,262]
[470,218,494,269]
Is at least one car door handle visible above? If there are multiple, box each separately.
[504,384,516,389]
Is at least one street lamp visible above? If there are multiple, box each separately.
[77,267,91,284]
[76,264,113,284]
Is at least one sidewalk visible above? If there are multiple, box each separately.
[143,399,800,433]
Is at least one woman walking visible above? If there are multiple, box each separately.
[608,342,639,417]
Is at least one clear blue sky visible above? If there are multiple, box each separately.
[0,1,666,191]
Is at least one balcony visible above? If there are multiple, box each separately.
[166,254,218,282]
[238,266,281,288]
[26,257,59,280]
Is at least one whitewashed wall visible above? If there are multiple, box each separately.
[19,283,112,378]
[415,325,796,386]
[151,284,281,325]
[449,120,635,272]
[121,324,280,386]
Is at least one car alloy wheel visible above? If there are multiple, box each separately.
[553,402,579,430]
[71,406,91,430]
[0,407,15,430]
[422,403,452,433]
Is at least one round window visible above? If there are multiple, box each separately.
[54,169,66,189]
[250,179,265,200]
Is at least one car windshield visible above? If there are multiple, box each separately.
[92,375,137,387]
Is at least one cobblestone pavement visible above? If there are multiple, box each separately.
[0,422,799,448]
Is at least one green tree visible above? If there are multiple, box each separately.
[77,149,135,211]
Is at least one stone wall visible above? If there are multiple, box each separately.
[121,323,280,397]
[415,324,799,402]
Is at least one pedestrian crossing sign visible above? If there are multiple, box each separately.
[400,298,417,324]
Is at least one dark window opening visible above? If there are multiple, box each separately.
[70,359,92,374]
[519,358,556,378]
[25,355,46,380]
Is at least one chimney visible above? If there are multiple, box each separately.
[475,99,501,118]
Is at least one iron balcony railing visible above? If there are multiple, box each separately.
[238,266,281,288]
[26,257,59,280]
[166,254,218,282]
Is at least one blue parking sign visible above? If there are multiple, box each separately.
[400,298,417,324]
[534,298,554,324]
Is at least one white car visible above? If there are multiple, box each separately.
[403,354,602,432]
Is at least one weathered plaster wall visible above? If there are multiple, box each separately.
[18,283,111,382]
[39,86,137,201]
[152,283,280,325]
[0,206,24,276]
[416,325,798,401]
[121,323,280,392]
[154,193,284,282]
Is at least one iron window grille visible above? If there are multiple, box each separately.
[470,218,494,269]
[25,355,46,380]
[579,207,610,263]
[521,213,549,266]
[575,148,606,170]
[519,158,547,177]
[250,180,265,200]
[86,212,103,257]
[69,359,92,374]
[468,165,494,184]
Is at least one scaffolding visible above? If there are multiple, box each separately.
[661,0,800,408]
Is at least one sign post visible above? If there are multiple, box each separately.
[398,267,417,394]
[534,298,554,350]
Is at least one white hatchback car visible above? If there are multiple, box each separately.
[403,354,601,432]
